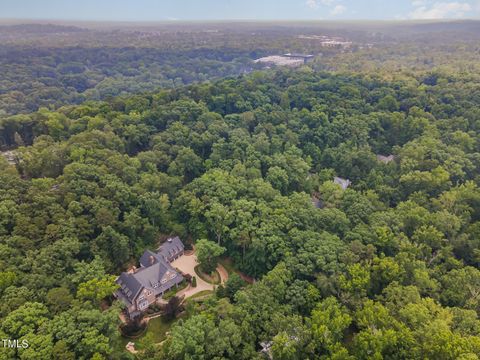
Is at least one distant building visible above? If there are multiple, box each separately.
[260,341,273,360]
[260,335,299,359]
[334,177,351,190]
[254,55,303,67]
[311,193,324,209]
[376,154,395,164]
[311,196,322,209]
[1,150,17,165]
[298,35,353,48]
[282,53,315,64]
[115,236,185,318]
[254,53,315,67]
[319,40,353,48]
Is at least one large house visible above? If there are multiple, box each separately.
[115,236,185,318]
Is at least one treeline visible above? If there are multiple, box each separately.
[0,45,256,116]
[2,21,479,118]
[0,22,349,116]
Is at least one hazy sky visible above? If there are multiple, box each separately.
[1,0,480,21]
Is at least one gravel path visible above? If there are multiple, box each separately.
[217,264,229,283]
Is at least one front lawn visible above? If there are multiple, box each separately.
[187,290,214,301]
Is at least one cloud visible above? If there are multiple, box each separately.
[306,0,320,9]
[306,0,341,9]
[411,0,427,6]
[409,1,472,19]
[320,0,337,5]
[306,0,347,15]
[331,4,347,15]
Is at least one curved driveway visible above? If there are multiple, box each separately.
[171,252,228,299]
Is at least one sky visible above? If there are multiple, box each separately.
[1,0,480,21]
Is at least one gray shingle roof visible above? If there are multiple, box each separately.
[158,236,184,260]
[156,271,184,294]
[116,237,185,305]
[117,272,143,304]
[139,249,161,267]
[376,154,395,164]
[334,177,351,190]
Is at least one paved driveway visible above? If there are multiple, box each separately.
[171,252,228,299]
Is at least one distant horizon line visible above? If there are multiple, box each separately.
[1,18,479,24]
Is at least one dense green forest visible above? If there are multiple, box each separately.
[0,24,258,115]
[1,21,480,359]
[0,22,354,116]
[2,21,479,116]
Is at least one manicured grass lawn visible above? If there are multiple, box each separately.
[119,316,176,352]
[187,290,214,301]
[194,265,220,284]
[119,335,132,352]
[145,316,175,343]
[119,316,177,351]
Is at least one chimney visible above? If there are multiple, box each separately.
[150,255,155,265]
